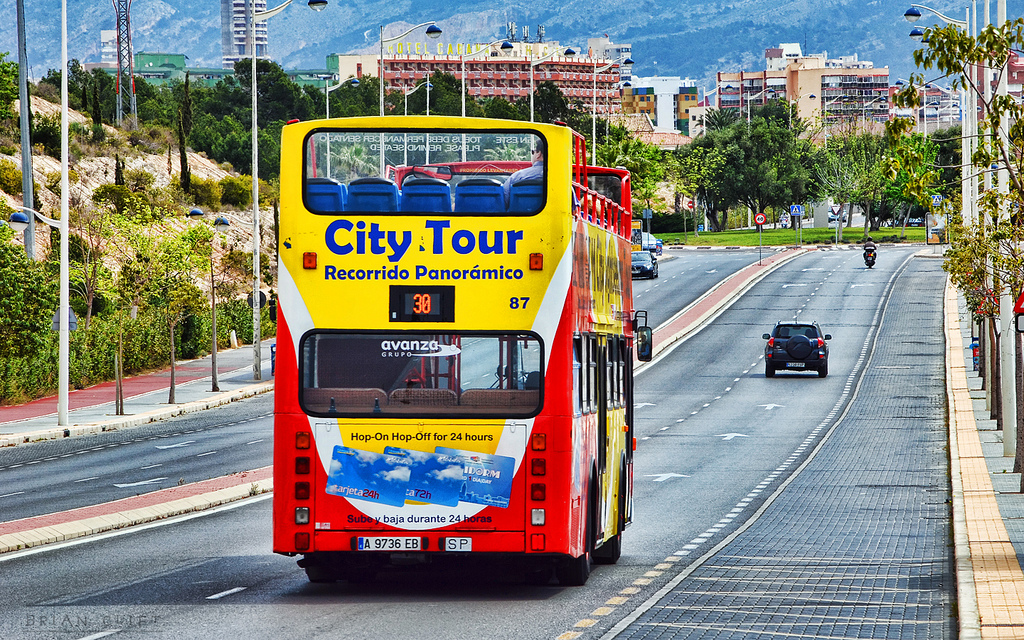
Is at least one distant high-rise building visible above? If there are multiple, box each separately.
[101,30,117,67]
[717,45,891,132]
[221,0,268,69]
[587,36,632,85]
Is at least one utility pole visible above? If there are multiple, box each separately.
[16,0,35,258]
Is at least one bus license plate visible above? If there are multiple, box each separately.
[445,537,473,552]
[357,537,421,551]
[786,362,805,368]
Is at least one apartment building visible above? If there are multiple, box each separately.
[716,44,890,129]
[620,78,699,134]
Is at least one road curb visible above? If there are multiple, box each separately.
[944,279,982,640]
[0,380,274,449]
[0,468,273,555]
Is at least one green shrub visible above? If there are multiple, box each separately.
[0,158,22,195]
[219,175,251,209]
[190,175,222,210]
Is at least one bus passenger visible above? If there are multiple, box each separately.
[504,140,545,207]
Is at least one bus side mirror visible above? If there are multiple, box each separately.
[636,326,653,362]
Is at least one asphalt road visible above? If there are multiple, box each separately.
[633,248,764,329]
[0,245,949,640]
[0,395,274,522]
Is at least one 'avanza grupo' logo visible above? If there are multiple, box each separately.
[379,340,461,358]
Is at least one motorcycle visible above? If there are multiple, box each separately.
[864,247,876,269]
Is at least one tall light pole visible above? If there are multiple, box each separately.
[59,0,69,426]
[325,77,358,120]
[249,0,327,381]
[591,55,633,163]
[15,0,34,259]
[9,206,70,426]
[187,208,230,392]
[788,92,815,129]
[325,77,358,179]
[461,40,512,118]
[531,47,576,122]
[906,4,974,226]
[378,22,442,117]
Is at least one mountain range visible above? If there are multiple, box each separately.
[2,0,1022,95]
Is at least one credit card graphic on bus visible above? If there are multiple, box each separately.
[382,446,464,507]
[436,447,515,509]
[325,446,409,507]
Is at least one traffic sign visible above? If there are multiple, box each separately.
[754,213,767,225]
[790,204,804,217]
[932,194,944,207]
[687,200,695,210]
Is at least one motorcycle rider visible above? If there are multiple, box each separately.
[863,236,877,266]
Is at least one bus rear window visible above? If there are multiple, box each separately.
[303,130,546,215]
[299,332,543,417]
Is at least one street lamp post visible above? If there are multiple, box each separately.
[403,81,431,166]
[788,92,816,129]
[461,40,512,118]
[325,77,359,120]
[9,207,70,426]
[378,22,442,117]
[591,55,633,163]
[249,0,327,381]
[530,47,576,122]
[187,208,230,392]
[325,76,358,179]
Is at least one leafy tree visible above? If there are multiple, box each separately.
[0,226,58,361]
[0,52,17,121]
[176,72,193,193]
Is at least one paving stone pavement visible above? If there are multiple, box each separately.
[607,257,954,639]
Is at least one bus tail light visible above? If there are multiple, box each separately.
[303,252,317,269]
[530,253,544,270]
[531,433,546,451]
[531,458,546,476]
[295,482,310,500]
[531,483,546,501]
[295,507,310,525]
[531,534,545,551]
[531,509,545,525]
[295,532,310,551]
[296,431,311,449]
[296,457,311,474]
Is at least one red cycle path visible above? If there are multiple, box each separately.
[0,358,240,424]
[0,467,273,537]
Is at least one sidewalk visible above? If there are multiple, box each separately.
[0,340,276,447]
[947,281,1024,639]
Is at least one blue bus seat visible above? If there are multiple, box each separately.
[306,177,346,213]
[454,178,506,213]
[401,177,452,213]
[507,178,544,213]
[347,177,399,212]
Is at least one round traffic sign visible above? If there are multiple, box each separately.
[754,213,767,226]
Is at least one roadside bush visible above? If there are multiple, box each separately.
[219,175,251,209]
[190,175,222,210]
[0,158,21,195]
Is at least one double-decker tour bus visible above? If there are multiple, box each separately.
[273,115,653,585]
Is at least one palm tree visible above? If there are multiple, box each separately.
[702,108,740,133]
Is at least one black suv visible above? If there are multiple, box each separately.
[762,322,831,378]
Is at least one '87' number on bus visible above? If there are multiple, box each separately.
[510,297,530,309]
